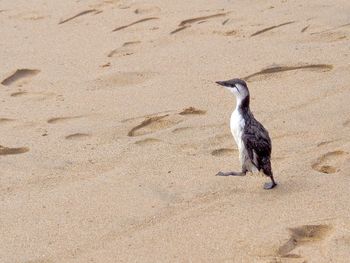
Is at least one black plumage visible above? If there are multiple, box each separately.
[240,96,273,177]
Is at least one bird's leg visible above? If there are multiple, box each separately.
[216,171,245,176]
[263,174,277,190]
[216,168,247,177]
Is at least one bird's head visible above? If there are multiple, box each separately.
[215,78,249,101]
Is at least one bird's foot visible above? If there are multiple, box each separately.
[216,171,245,176]
[263,181,277,190]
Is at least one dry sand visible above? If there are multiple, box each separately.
[1,0,350,262]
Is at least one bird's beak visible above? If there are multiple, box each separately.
[215,81,227,87]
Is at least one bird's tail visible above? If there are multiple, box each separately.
[260,156,273,176]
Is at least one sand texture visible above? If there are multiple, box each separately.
[1,0,350,262]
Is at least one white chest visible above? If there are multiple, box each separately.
[230,109,245,151]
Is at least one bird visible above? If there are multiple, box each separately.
[215,78,277,190]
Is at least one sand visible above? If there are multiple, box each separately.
[1,0,350,262]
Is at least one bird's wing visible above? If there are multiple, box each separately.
[242,119,271,166]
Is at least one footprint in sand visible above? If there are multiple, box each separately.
[179,107,206,115]
[301,25,310,33]
[172,126,193,134]
[171,12,228,34]
[47,116,83,124]
[244,64,333,82]
[65,133,91,140]
[128,115,182,137]
[134,138,162,145]
[0,118,14,124]
[58,9,99,25]
[0,145,29,155]
[212,30,237,36]
[1,69,40,86]
[250,21,295,37]
[112,17,159,32]
[10,91,27,97]
[95,71,154,88]
[278,224,332,258]
[107,41,141,58]
[11,90,57,101]
[126,107,206,137]
[178,13,228,27]
[311,150,349,174]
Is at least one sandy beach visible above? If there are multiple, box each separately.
[1,0,350,262]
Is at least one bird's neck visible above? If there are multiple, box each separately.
[235,94,250,113]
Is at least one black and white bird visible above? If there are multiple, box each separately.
[215,78,277,190]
